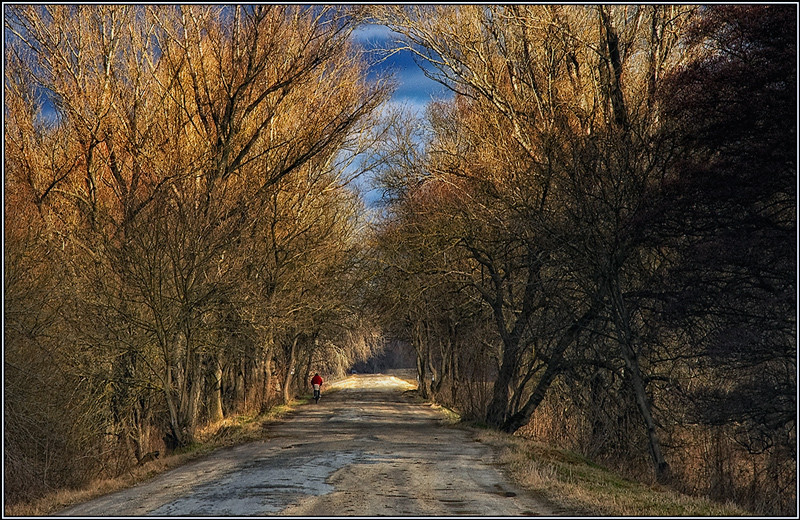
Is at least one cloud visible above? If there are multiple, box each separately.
[381,97,431,119]
[392,67,450,100]
[350,24,400,44]
[368,48,454,105]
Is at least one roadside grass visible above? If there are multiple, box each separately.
[432,403,462,425]
[398,386,461,426]
[5,400,303,517]
[472,428,749,517]
[396,379,749,516]
[8,376,745,518]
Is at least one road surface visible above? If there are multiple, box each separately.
[59,374,555,516]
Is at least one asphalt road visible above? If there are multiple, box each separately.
[58,374,555,517]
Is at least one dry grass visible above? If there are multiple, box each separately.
[473,429,750,516]
[5,400,301,517]
[431,403,462,425]
[6,452,192,517]
[9,379,750,518]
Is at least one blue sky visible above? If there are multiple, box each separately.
[348,23,454,207]
[350,23,453,117]
[13,17,445,209]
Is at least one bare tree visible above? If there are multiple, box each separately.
[5,6,389,492]
[369,5,695,483]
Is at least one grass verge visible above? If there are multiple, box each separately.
[400,387,461,426]
[5,400,303,517]
[471,428,749,516]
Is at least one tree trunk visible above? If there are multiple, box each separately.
[609,279,671,483]
[483,252,540,428]
[177,353,203,445]
[282,335,298,404]
[449,334,459,406]
[129,395,153,463]
[485,338,519,428]
[619,339,671,483]
[163,364,185,450]
[262,354,273,411]
[414,320,430,399]
[599,6,629,131]
[208,355,224,423]
[187,363,203,438]
[502,305,599,433]
[231,359,243,411]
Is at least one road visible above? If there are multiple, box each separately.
[59,374,556,516]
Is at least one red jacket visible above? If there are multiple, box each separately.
[311,374,323,386]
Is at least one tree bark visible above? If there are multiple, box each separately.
[262,353,273,411]
[609,279,671,483]
[208,355,224,422]
[282,335,298,404]
[501,305,599,433]
[414,319,430,399]
[163,364,185,450]
[485,338,519,428]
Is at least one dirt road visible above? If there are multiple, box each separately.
[59,374,555,516]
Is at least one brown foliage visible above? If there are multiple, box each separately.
[4,4,388,506]
[370,4,795,514]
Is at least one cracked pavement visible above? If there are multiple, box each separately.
[58,374,555,517]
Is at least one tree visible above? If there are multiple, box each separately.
[5,5,388,500]
[651,5,796,510]
[370,5,695,482]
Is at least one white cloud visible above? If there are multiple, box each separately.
[381,97,431,119]
[350,24,399,44]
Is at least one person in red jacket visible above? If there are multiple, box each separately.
[310,373,323,402]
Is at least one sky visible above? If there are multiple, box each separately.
[348,23,454,207]
[350,23,453,116]
[13,17,449,210]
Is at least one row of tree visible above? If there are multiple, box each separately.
[367,5,795,515]
[3,4,795,515]
[5,5,388,504]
